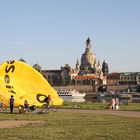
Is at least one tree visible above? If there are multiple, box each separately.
[33,63,41,72]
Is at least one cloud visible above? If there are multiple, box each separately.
[16,41,29,47]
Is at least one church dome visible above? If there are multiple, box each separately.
[80,37,96,70]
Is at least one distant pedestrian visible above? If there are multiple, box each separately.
[9,95,14,113]
[111,98,115,110]
[115,98,119,110]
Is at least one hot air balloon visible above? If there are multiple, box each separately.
[0,60,63,107]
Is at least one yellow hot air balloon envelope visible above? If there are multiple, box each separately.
[0,60,63,107]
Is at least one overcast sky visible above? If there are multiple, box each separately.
[0,0,140,72]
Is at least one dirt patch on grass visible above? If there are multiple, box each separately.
[0,120,45,128]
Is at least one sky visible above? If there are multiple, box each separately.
[0,0,140,72]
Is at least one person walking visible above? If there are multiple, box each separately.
[9,95,14,113]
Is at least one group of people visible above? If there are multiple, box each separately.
[10,94,51,114]
[107,97,119,110]
[18,100,30,114]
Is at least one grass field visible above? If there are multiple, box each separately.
[0,103,140,140]
[0,111,140,140]
[61,102,140,111]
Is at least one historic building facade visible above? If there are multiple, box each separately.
[119,72,140,85]
[72,38,105,86]
[107,72,120,85]
[107,72,140,85]
[41,37,109,88]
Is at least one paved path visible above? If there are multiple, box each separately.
[58,109,140,118]
[1,108,140,118]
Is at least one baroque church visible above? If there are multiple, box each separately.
[41,37,109,87]
[76,37,102,76]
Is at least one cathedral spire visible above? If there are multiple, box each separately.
[76,58,80,70]
[76,58,79,65]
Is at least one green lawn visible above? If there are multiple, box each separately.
[61,102,140,111]
[0,111,140,140]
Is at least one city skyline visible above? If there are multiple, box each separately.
[0,0,140,72]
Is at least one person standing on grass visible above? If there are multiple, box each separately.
[111,98,116,110]
[9,95,14,113]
